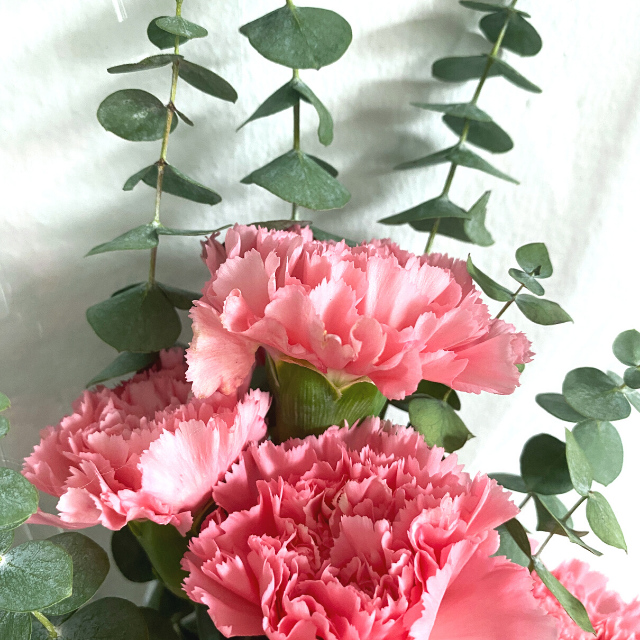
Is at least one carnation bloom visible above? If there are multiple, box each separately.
[534,559,640,639]
[186,224,532,401]
[23,349,269,534]
[183,419,555,640]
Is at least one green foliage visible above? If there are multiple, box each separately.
[97,90,177,142]
[411,102,491,120]
[391,380,461,413]
[508,268,544,295]
[178,61,238,102]
[156,16,208,39]
[612,329,640,366]
[562,367,631,421]
[86,284,181,353]
[495,519,531,568]
[0,468,38,530]
[241,150,350,211]
[586,492,627,551]
[111,527,155,583]
[239,6,352,70]
[0,530,13,554]
[310,226,357,247]
[515,242,553,277]
[534,494,574,532]
[87,225,159,256]
[158,283,200,309]
[466,255,514,301]
[443,114,513,153]
[108,54,183,75]
[564,429,592,496]
[520,434,572,495]
[0,392,9,412]
[408,397,473,453]
[0,611,31,640]
[480,12,542,57]
[515,295,572,325]
[573,420,623,486]
[624,366,640,388]
[87,351,158,387]
[141,607,181,640]
[380,195,468,226]
[0,417,9,439]
[293,80,334,146]
[148,17,191,49]
[488,473,527,493]
[535,393,586,422]
[459,1,530,15]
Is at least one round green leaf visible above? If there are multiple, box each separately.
[488,473,528,493]
[520,433,573,495]
[573,420,623,486]
[565,428,592,496]
[0,529,14,554]
[480,11,542,57]
[148,16,190,50]
[466,255,514,301]
[508,268,544,296]
[87,351,158,388]
[0,392,10,412]
[563,367,631,421]
[108,54,182,75]
[408,398,473,453]
[381,195,468,226]
[624,367,640,389]
[612,329,640,366]
[42,533,110,616]
[0,416,9,439]
[155,16,208,39]
[86,284,181,354]
[515,242,553,278]
[411,102,492,121]
[111,527,154,583]
[535,393,586,422]
[0,611,31,640]
[586,492,627,551]
[0,468,38,530]
[443,114,513,153]
[240,6,352,70]
[97,90,177,142]
[86,225,159,257]
[515,295,572,325]
[0,541,73,612]
[178,61,237,103]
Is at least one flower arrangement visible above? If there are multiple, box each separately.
[1,1,638,640]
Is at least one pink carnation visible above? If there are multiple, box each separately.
[23,349,269,534]
[534,559,640,639]
[187,225,532,400]
[183,419,555,640]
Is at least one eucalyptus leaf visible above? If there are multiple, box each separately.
[156,16,208,39]
[157,225,229,237]
[241,150,350,211]
[520,433,572,495]
[443,115,513,153]
[86,284,181,353]
[488,473,527,493]
[565,428,592,496]
[87,351,158,387]
[532,559,595,633]
[411,102,491,121]
[148,16,190,50]
[586,491,627,551]
[0,468,38,530]
[292,79,333,146]
[0,393,9,412]
[466,255,514,301]
[0,611,31,640]
[238,81,301,129]
[111,527,154,583]
[0,530,13,554]
[178,61,237,103]
[308,156,339,177]
[625,388,640,412]
[0,416,9,439]
[141,607,181,640]
[612,329,640,366]
[573,420,623,486]
[380,195,468,225]
[624,367,640,389]
[408,397,473,453]
[42,533,110,616]
[563,367,631,421]
[394,146,456,171]
[515,242,553,277]
[515,295,572,325]
[459,1,531,15]
[534,494,574,532]
[239,6,352,70]
[97,90,177,142]
[480,11,543,57]
[495,521,530,567]
[0,541,72,612]
[108,54,182,74]
[174,107,194,126]
[158,283,200,310]
[86,225,159,257]
[450,145,519,183]
[508,268,544,295]
[535,393,586,422]
[391,380,461,413]
[310,226,357,247]
[490,56,542,92]
[196,604,221,640]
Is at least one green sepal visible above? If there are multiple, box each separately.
[410,102,491,121]
[535,393,586,422]
[520,433,573,495]
[239,6,352,70]
[494,519,531,568]
[466,255,514,301]
[148,16,191,49]
[155,16,208,39]
[111,526,155,583]
[408,397,473,453]
[86,283,181,353]
[573,420,623,486]
[565,428,592,496]
[107,54,182,74]
[515,242,553,277]
[87,351,158,387]
[515,295,572,325]
[480,11,542,57]
[508,268,544,295]
[86,224,159,257]
[562,367,631,421]
[391,380,461,413]
[0,468,39,530]
[586,491,627,551]
[241,150,350,211]
[311,226,358,247]
[443,114,513,153]
[489,473,527,493]
[178,60,237,103]
[97,89,177,142]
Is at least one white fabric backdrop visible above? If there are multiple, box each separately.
[2,0,640,601]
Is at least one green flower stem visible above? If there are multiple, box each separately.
[533,495,587,559]
[291,68,301,221]
[32,612,58,639]
[424,0,518,254]
[495,283,524,319]
[518,493,532,509]
[149,0,184,285]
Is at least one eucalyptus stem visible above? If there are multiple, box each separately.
[32,612,58,639]
[534,495,587,559]
[424,0,518,254]
[518,493,532,509]
[291,68,301,221]
[496,283,524,319]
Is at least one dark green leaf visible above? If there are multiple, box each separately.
[241,150,350,211]
[174,107,194,126]
[238,81,300,129]
[490,56,542,92]
[255,220,311,232]
[515,242,553,277]
[0,530,13,554]
[111,527,154,583]
[516,363,525,373]
[88,352,158,387]
[293,79,333,146]
[459,1,531,15]
[408,398,473,453]
[586,491,627,551]
[146,582,193,619]
[0,468,38,530]
[86,284,181,353]
[535,393,586,422]
[108,54,182,74]
[534,494,574,532]
[565,428,592,496]
[141,607,181,640]
[563,367,631,421]
[443,114,513,153]
[148,16,190,50]
[533,559,594,633]
[178,61,237,103]
[391,380,461,412]
[494,519,531,568]
[573,420,623,486]
[394,146,455,171]
[508,268,544,295]
[157,225,229,237]
[43,533,110,616]
[310,226,357,247]
[520,433,572,495]
[0,416,9,439]
[0,611,31,640]
[123,165,154,191]
[480,11,543,57]
[0,541,72,612]
[97,90,177,142]
[239,6,352,70]
[410,102,491,121]
[0,393,9,412]
[612,329,640,366]
[488,473,528,493]
[466,255,514,301]
[624,367,640,389]
[196,604,220,640]
[515,295,572,325]
[86,225,159,257]
[156,16,208,39]
[380,195,468,225]
[608,371,640,412]
[158,283,200,310]
[450,145,519,183]
[308,156,339,177]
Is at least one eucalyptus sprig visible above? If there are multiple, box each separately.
[87,0,237,385]
[238,0,352,235]
[379,0,543,252]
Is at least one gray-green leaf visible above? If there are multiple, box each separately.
[148,16,190,50]
[450,145,519,183]
[408,397,473,453]
[292,79,333,146]
[380,195,468,225]
[515,295,572,325]
[624,367,640,389]
[466,255,514,301]
[480,11,542,57]
[508,268,544,295]
[0,468,38,530]
[563,367,631,421]
[0,530,13,554]
[156,225,229,237]
[520,433,573,495]
[443,114,513,153]
[534,494,575,532]
[488,473,528,493]
[391,380,461,413]
[108,54,182,74]
[178,61,237,103]
[0,393,9,412]
[535,393,586,422]
[155,16,208,39]
[565,428,592,496]
[495,519,531,568]
[515,242,553,277]
[238,81,301,129]
[310,226,357,247]
[141,607,181,640]
[573,420,623,486]
[158,283,200,310]
[86,225,159,257]
[111,527,155,583]
[0,416,9,439]
[87,351,158,387]
[612,329,640,366]
[411,102,491,121]
[0,611,31,640]
[586,491,627,551]
[459,1,530,15]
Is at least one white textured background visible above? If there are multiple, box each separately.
[2,0,640,602]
